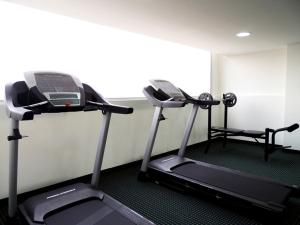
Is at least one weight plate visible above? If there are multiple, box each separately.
[222,92,237,107]
[198,92,213,109]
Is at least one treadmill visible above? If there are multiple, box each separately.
[138,79,300,213]
[6,71,154,225]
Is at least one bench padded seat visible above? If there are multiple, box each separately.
[242,130,266,138]
[211,126,244,134]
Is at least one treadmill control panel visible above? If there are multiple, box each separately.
[25,72,82,107]
[150,80,186,101]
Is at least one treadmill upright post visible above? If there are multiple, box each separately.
[91,112,112,189]
[8,119,19,218]
[178,104,199,157]
[204,106,212,154]
[140,107,163,173]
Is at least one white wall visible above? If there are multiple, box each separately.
[210,54,223,126]
[0,100,208,199]
[212,49,287,143]
[284,43,300,149]
[0,1,211,99]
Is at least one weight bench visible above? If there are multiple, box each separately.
[208,125,299,161]
[198,92,299,161]
[211,127,266,139]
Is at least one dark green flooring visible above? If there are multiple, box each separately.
[1,139,300,225]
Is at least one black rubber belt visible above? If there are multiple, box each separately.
[45,200,136,225]
[173,163,291,203]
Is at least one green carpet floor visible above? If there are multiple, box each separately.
[1,139,300,225]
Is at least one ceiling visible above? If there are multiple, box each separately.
[6,0,300,54]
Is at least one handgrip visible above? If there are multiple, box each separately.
[190,99,221,106]
[5,83,34,121]
[180,89,220,106]
[287,123,299,132]
[274,123,299,133]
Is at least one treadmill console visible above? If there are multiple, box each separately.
[150,80,186,101]
[24,72,83,107]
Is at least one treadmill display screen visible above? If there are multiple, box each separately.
[35,73,79,93]
[150,80,185,100]
[33,72,81,107]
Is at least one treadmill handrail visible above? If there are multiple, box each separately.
[187,98,220,106]
[179,89,220,106]
[87,101,133,114]
[5,83,34,121]
[143,86,185,108]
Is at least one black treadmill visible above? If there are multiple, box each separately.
[6,71,154,225]
[138,79,300,213]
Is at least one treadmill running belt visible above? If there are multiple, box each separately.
[172,163,291,204]
[44,199,136,225]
